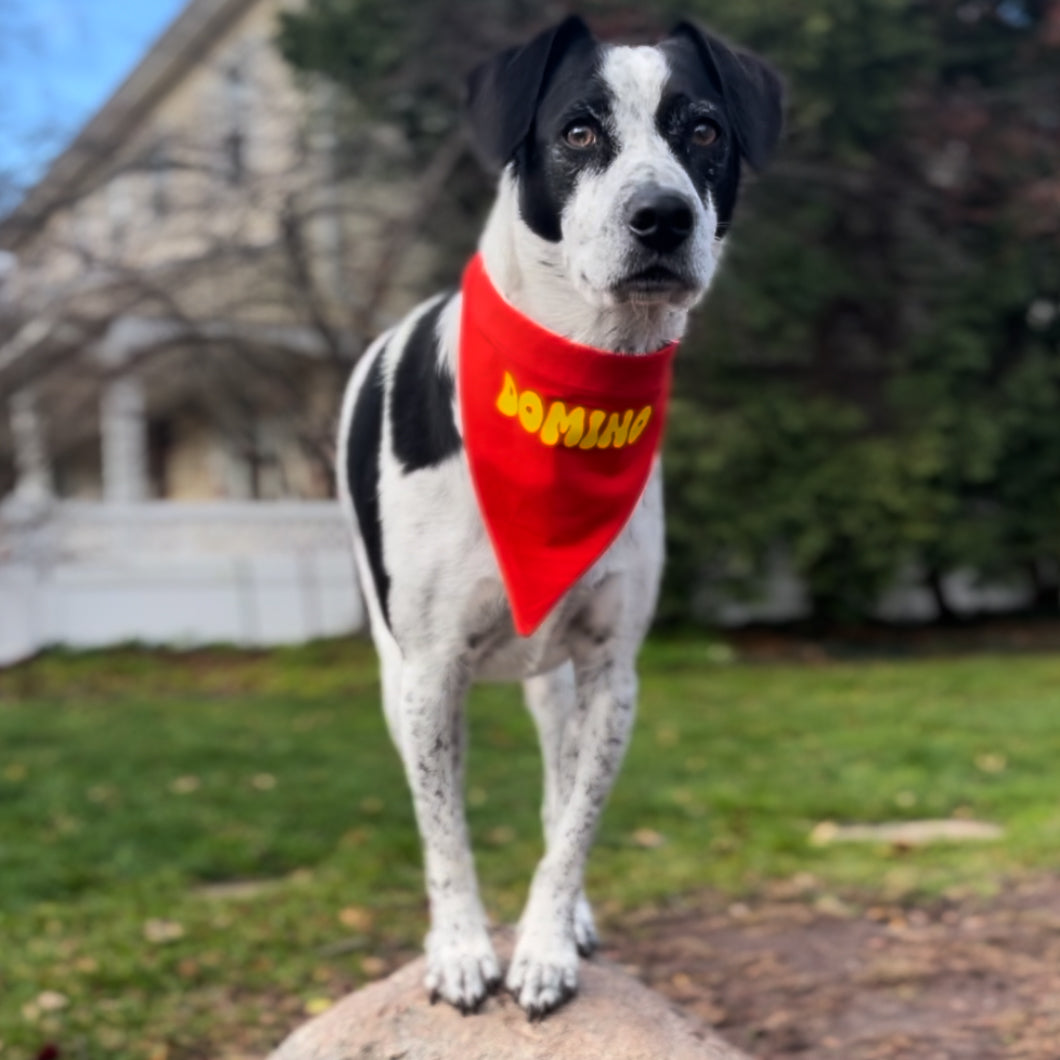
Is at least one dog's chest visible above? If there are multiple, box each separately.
[383,448,664,682]
[368,288,666,675]
[463,557,634,682]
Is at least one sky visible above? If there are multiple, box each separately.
[0,0,188,191]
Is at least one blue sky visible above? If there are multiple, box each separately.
[0,0,188,189]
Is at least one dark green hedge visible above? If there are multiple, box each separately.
[279,0,1060,623]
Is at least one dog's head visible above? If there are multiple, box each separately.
[467,17,783,311]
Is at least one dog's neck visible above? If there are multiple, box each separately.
[478,175,691,356]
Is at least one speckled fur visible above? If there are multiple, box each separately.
[336,17,782,1019]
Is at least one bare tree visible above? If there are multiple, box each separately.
[0,29,454,502]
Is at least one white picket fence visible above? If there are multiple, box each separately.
[0,500,363,666]
[0,498,1041,668]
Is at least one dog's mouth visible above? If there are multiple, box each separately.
[612,264,696,303]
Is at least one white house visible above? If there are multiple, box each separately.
[0,0,448,663]
[1,1,1034,665]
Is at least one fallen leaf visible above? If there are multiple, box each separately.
[669,972,699,999]
[809,820,839,846]
[632,828,666,849]
[35,992,68,1012]
[692,999,727,1025]
[655,725,680,747]
[975,753,1007,774]
[143,919,185,944]
[814,894,855,918]
[763,1009,794,1030]
[338,906,373,931]
[304,997,332,1016]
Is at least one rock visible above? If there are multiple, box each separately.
[809,819,1004,847]
[269,940,751,1060]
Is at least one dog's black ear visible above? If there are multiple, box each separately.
[669,21,784,171]
[466,15,594,171]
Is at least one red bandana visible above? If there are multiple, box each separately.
[458,253,678,636]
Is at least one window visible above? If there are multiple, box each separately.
[222,59,250,185]
[150,141,171,217]
[107,181,131,249]
[224,128,245,186]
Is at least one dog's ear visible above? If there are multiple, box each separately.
[466,15,594,172]
[668,21,784,171]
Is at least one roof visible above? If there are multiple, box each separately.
[0,0,262,251]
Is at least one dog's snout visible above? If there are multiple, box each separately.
[626,186,695,254]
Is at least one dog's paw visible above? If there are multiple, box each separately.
[573,892,599,957]
[424,926,500,1014]
[506,930,579,1019]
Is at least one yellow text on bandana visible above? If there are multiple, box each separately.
[496,371,653,450]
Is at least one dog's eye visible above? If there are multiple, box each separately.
[564,123,598,149]
[690,120,720,147]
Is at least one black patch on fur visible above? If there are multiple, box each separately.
[514,41,614,243]
[668,23,783,172]
[653,71,741,235]
[661,25,783,232]
[390,297,462,473]
[347,349,391,627]
[465,16,594,173]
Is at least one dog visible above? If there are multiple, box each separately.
[336,15,782,1018]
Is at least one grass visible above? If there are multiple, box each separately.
[1,637,1059,1058]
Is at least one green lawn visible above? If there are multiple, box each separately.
[1,638,1059,1059]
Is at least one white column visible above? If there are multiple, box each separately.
[101,375,149,502]
[9,388,53,503]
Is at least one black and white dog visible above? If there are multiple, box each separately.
[337,16,782,1017]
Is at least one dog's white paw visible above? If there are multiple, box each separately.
[424,924,500,1014]
[573,892,599,956]
[506,926,579,1018]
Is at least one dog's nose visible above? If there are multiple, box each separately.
[626,186,695,254]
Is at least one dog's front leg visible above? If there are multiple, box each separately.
[400,656,499,1011]
[508,651,637,1017]
[523,663,598,956]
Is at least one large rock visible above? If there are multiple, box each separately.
[269,945,751,1060]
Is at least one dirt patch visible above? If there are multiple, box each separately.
[611,875,1060,1059]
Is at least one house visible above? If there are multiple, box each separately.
[0,0,437,664]
[4,1,1035,664]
